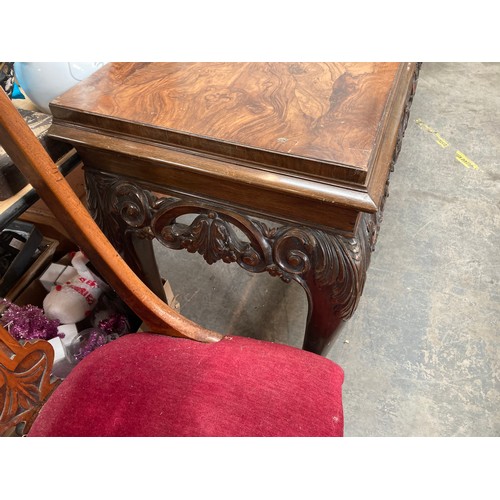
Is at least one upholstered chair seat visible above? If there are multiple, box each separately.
[29,333,344,437]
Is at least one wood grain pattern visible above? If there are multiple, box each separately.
[47,62,418,235]
[51,62,400,181]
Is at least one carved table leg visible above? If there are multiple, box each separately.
[269,216,376,355]
[302,286,346,355]
[303,217,375,355]
[85,170,167,301]
[126,232,167,301]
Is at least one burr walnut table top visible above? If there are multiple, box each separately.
[48,62,417,235]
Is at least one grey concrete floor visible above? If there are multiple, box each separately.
[153,62,499,437]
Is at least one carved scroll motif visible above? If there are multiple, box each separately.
[0,328,59,436]
[86,172,161,252]
[153,203,374,321]
[155,208,270,270]
[268,220,373,320]
[156,205,376,325]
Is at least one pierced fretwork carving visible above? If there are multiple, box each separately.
[152,201,372,325]
[0,326,59,436]
[390,62,421,172]
[156,208,268,269]
[85,171,378,354]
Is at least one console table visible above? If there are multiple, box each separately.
[47,62,419,355]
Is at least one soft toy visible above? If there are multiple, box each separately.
[43,251,108,324]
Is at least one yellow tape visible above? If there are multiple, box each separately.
[416,119,449,148]
[455,151,480,170]
[415,118,435,133]
[416,119,480,171]
[434,133,449,148]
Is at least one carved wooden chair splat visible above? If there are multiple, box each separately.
[0,323,59,435]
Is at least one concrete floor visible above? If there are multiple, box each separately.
[153,62,499,437]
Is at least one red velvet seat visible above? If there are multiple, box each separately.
[29,333,344,437]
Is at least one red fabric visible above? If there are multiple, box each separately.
[29,334,344,437]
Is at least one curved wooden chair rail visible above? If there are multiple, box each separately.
[0,88,223,344]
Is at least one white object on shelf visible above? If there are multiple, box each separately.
[57,323,79,348]
[43,251,108,324]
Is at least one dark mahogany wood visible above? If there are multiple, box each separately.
[46,63,420,355]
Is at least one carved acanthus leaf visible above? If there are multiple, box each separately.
[154,206,269,271]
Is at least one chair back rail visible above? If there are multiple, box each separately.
[0,88,223,344]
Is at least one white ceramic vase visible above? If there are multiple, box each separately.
[14,62,106,114]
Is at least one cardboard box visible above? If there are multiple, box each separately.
[0,221,43,296]
[1,237,59,304]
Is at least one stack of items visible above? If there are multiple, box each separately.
[1,250,133,379]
